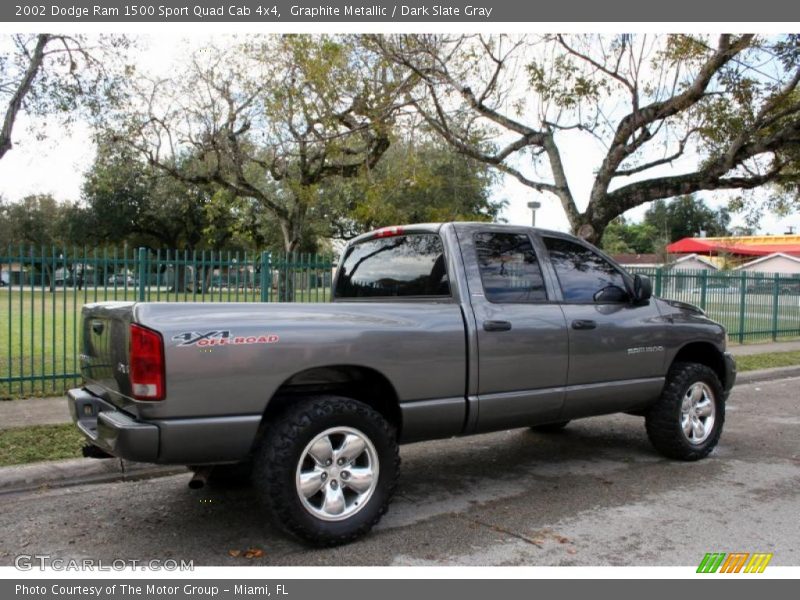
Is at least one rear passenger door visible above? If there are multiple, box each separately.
[458,228,569,432]
[539,235,665,419]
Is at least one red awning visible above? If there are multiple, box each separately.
[666,238,800,257]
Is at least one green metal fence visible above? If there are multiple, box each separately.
[629,267,800,344]
[2,246,800,399]
[0,246,335,399]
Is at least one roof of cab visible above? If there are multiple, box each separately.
[349,222,571,245]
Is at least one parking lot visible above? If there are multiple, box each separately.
[1,376,798,567]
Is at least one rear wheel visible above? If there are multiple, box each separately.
[252,395,399,546]
[530,421,570,433]
[645,362,725,461]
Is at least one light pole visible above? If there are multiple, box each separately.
[527,201,541,227]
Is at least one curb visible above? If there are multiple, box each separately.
[0,458,187,496]
[735,365,800,385]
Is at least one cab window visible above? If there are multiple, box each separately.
[474,232,548,303]
[543,237,629,303]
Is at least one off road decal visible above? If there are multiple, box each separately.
[172,330,279,347]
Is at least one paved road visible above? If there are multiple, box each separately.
[1,377,798,567]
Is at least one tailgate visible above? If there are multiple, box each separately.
[80,301,137,407]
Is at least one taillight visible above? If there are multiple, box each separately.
[129,323,165,401]
[373,226,405,238]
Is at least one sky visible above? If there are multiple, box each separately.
[1,34,799,239]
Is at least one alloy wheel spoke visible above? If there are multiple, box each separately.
[343,467,374,494]
[321,483,346,516]
[695,400,713,418]
[308,436,333,466]
[692,418,705,440]
[682,416,693,438]
[337,434,367,463]
[690,384,703,404]
[299,469,326,498]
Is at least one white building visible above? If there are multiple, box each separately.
[734,253,800,275]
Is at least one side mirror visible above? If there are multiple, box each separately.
[593,284,629,303]
[633,274,653,303]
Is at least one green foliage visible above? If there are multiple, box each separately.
[0,194,90,248]
[600,218,660,254]
[644,195,731,242]
[82,138,221,250]
[601,195,730,254]
[313,138,505,240]
[1,34,131,161]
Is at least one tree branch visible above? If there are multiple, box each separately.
[1,34,50,160]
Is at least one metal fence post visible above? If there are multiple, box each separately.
[654,268,663,297]
[260,251,270,302]
[137,247,147,302]
[737,270,747,344]
[772,273,780,341]
[699,270,708,311]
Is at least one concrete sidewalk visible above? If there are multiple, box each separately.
[728,339,800,356]
[2,339,799,430]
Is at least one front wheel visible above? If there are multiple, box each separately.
[645,362,725,461]
[253,395,399,546]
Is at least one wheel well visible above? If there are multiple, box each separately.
[671,342,727,387]
[260,365,402,435]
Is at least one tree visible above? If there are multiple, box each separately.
[116,35,412,253]
[375,34,800,243]
[1,33,129,161]
[600,217,659,254]
[82,139,220,250]
[643,195,731,242]
[1,194,77,289]
[312,136,506,240]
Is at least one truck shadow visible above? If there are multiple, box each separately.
[108,413,729,564]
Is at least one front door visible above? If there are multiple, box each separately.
[539,235,666,419]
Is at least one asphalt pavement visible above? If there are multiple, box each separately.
[1,375,797,566]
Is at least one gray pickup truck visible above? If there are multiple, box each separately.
[69,222,735,545]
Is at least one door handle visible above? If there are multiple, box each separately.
[571,319,597,330]
[483,320,512,332]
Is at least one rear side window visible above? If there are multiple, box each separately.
[543,236,630,303]
[335,234,450,298]
[474,232,548,303]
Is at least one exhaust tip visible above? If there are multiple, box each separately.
[82,444,113,459]
[188,467,212,490]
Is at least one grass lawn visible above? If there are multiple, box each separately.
[0,423,85,467]
[0,286,331,399]
[735,351,800,372]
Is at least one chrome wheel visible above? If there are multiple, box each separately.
[680,382,716,445]
[295,426,379,522]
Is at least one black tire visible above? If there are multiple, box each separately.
[252,395,399,546]
[646,362,725,461]
[530,421,570,433]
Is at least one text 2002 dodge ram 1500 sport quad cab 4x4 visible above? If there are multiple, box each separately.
[69,222,736,545]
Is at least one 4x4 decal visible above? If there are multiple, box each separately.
[172,330,279,347]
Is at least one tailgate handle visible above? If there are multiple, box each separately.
[483,320,512,332]
[91,321,105,335]
[571,319,597,330]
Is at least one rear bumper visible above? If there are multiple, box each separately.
[67,388,261,465]
[68,388,159,462]
[723,352,737,395]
